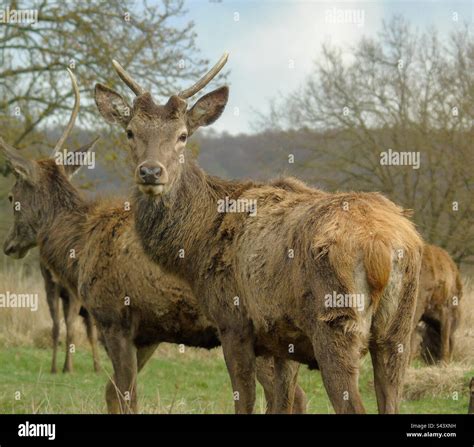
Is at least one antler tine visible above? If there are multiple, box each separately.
[53,68,80,155]
[112,59,145,96]
[178,52,229,99]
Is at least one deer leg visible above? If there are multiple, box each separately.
[50,296,61,374]
[440,308,452,364]
[40,265,61,374]
[84,312,102,372]
[105,379,121,414]
[448,328,456,363]
[255,356,275,413]
[293,381,308,414]
[272,357,301,414]
[409,327,421,363]
[47,288,60,374]
[370,321,415,414]
[278,359,307,414]
[255,356,307,414]
[369,337,413,414]
[312,325,365,414]
[219,326,256,414]
[61,295,81,373]
[104,332,138,414]
[105,343,157,414]
[370,300,415,413]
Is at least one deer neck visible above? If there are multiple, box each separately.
[37,189,89,295]
[134,159,253,286]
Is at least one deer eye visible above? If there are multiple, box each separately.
[178,133,187,143]
[126,129,134,139]
[8,194,12,203]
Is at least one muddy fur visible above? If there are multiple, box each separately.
[411,244,462,363]
[133,159,423,414]
[3,156,305,414]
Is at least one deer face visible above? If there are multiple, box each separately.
[126,94,188,196]
[2,159,39,259]
[95,54,229,197]
[1,144,96,259]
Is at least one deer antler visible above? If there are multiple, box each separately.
[111,52,228,99]
[53,68,80,155]
[178,52,229,99]
[112,60,145,96]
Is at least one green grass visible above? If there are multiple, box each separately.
[0,345,471,414]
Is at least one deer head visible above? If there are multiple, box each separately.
[94,53,229,196]
[1,69,98,258]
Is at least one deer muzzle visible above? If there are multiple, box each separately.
[136,161,168,196]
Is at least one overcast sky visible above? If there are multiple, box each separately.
[176,0,472,135]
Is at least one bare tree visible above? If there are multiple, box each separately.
[0,0,212,155]
[261,17,474,263]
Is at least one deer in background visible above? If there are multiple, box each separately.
[1,69,306,414]
[2,70,101,374]
[95,53,424,414]
[411,244,462,363]
[39,263,99,373]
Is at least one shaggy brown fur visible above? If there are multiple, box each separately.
[1,150,306,414]
[40,263,100,373]
[95,79,424,414]
[411,244,462,363]
[2,148,101,374]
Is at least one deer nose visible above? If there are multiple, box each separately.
[3,241,16,256]
[138,163,162,184]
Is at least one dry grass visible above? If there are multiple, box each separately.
[0,261,89,349]
[404,363,472,401]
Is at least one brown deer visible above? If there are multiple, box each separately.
[39,263,100,373]
[411,244,462,363]
[1,69,306,414]
[2,70,101,374]
[95,53,424,414]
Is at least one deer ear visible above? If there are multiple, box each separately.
[56,137,99,178]
[0,137,36,182]
[186,86,229,135]
[95,84,131,128]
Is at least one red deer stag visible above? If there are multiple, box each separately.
[411,244,462,363]
[1,69,306,414]
[95,53,424,414]
[2,70,101,374]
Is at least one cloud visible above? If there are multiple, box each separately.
[187,0,465,134]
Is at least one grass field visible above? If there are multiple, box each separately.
[0,261,473,414]
[0,344,472,414]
